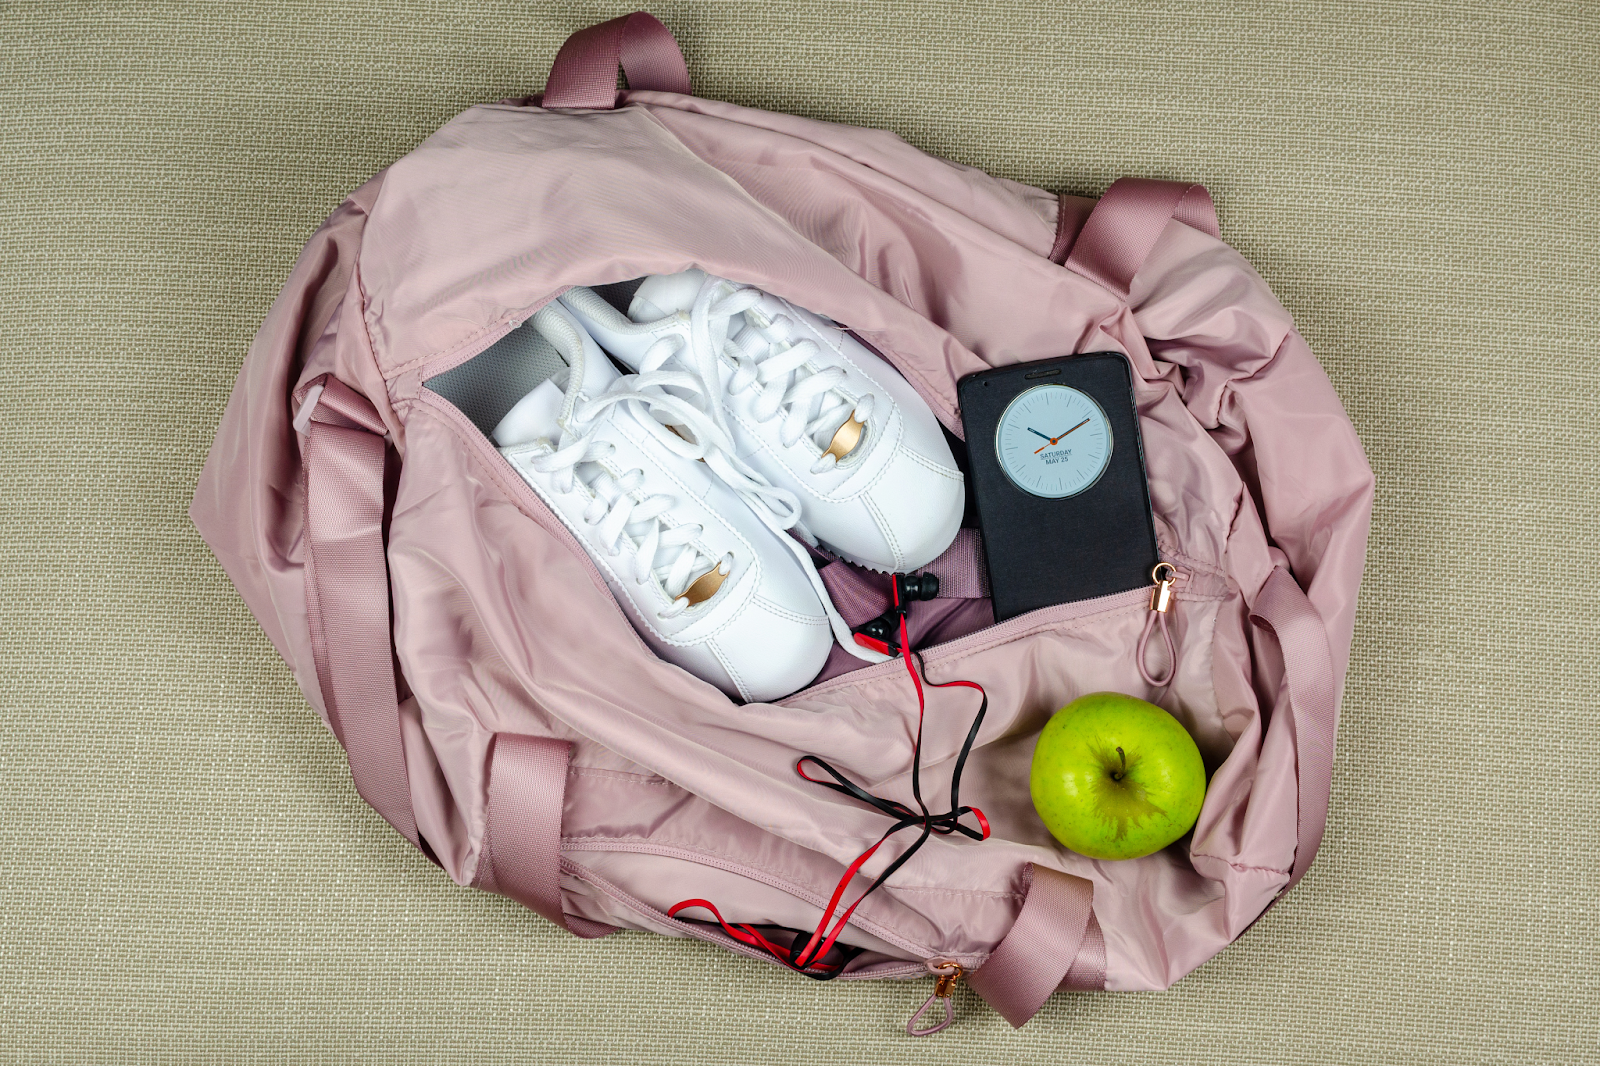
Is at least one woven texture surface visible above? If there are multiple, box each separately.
[3,2,1596,1062]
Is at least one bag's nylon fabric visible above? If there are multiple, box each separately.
[189,12,1374,1019]
[200,99,1369,985]
[283,159,1352,1024]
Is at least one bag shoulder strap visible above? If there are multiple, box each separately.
[1251,565,1339,888]
[473,734,616,937]
[966,865,1103,1026]
[299,375,420,850]
[298,375,607,933]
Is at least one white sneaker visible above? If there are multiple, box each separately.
[560,271,966,573]
[491,303,835,703]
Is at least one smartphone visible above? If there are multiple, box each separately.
[956,353,1159,621]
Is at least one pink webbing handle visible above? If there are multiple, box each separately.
[1251,565,1340,888]
[300,375,420,850]
[542,11,691,110]
[474,734,616,938]
[1063,177,1221,298]
[966,865,1103,1027]
[298,376,608,934]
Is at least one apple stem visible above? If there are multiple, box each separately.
[1111,746,1126,782]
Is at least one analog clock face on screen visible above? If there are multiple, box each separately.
[994,384,1114,499]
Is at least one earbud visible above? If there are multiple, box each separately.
[895,572,940,603]
[855,614,898,645]
[851,571,941,656]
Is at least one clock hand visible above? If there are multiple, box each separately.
[1032,419,1092,454]
[1056,418,1090,439]
[1027,428,1054,443]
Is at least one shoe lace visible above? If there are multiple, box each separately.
[639,277,876,476]
[530,430,723,620]
[527,307,805,618]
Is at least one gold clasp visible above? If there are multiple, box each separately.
[907,962,964,1036]
[932,962,963,998]
[1149,562,1177,613]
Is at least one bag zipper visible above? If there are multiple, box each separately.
[414,380,1189,705]
[561,855,931,982]
[785,581,1158,704]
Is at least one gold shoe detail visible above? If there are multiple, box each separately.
[679,563,728,606]
[824,414,866,463]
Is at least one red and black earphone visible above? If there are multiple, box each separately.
[671,571,990,979]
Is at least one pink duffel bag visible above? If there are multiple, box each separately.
[191,12,1374,1034]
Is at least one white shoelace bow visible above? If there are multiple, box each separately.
[527,307,805,619]
[638,278,876,476]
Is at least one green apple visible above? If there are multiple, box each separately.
[1029,692,1206,860]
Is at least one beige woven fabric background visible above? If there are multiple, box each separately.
[3,1,1595,1062]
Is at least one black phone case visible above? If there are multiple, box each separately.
[956,353,1159,621]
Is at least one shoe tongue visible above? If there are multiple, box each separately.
[492,378,563,446]
[628,269,708,322]
[492,309,621,446]
[572,319,621,395]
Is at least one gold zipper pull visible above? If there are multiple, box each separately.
[1149,561,1177,613]
[907,962,962,1037]
[1139,563,1179,688]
